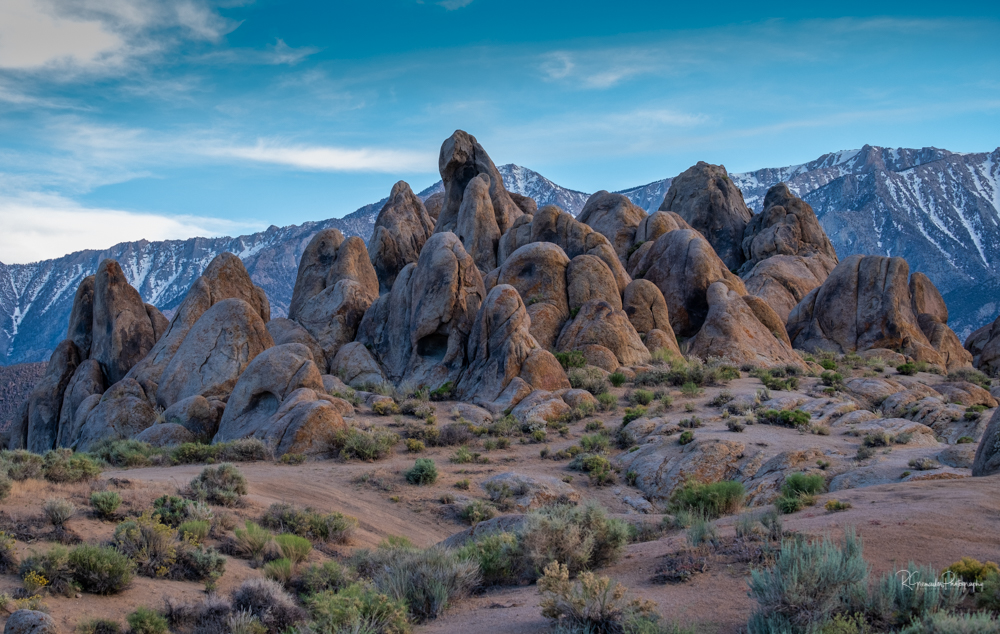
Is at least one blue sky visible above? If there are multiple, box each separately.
[1,0,998,263]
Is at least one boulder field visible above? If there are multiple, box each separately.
[5,128,997,484]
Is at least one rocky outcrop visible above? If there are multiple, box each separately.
[156,298,274,408]
[424,191,445,221]
[214,344,346,456]
[454,173,501,272]
[267,318,325,369]
[91,259,157,384]
[907,273,972,370]
[632,229,746,337]
[622,279,671,335]
[66,275,95,358]
[3,609,59,634]
[56,359,105,448]
[22,340,80,452]
[566,254,621,312]
[576,191,647,265]
[455,285,567,406]
[973,408,1000,476]
[497,205,629,293]
[357,232,485,390]
[436,130,522,235]
[288,231,379,370]
[157,395,224,441]
[556,300,651,367]
[134,423,196,448]
[126,252,270,403]
[75,378,157,451]
[787,254,964,366]
[369,181,436,293]
[497,242,571,349]
[659,161,752,271]
[479,472,580,511]
[738,184,839,321]
[688,283,804,368]
[626,212,694,276]
[330,342,385,388]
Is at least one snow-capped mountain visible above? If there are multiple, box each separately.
[0,165,588,365]
[3,149,998,365]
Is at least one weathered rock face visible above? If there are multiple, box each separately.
[24,340,81,453]
[215,344,346,456]
[741,294,792,347]
[566,254,621,312]
[622,279,670,335]
[577,191,647,265]
[626,212,694,276]
[688,283,804,368]
[330,342,385,388]
[787,254,955,365]
[509,192,538,214]
[57,359,105,448]
[910,272,949,324]
[738,184,839,321]
[158,395,224,441]
[156,298,274,408]
[906,272,972,370]
[66,275,95,358]
[454,173,501,272]
[659,161,752,271]
[126,252,270,401]
[497,242,570,349]
[556,299,651,366]
[369,181,436,293]
[75,378,157,451]
[288,232,379,370]
[480,472,580,511]
[497,205,630,294]
[739,184,838,273]
[633,229,747,337]
[436,130,522,235]
[145,304,169,343]
[267,318,325,369]
[619,437,749,507]
[358,232,485,390]
[3,609,59,634]
[91,259,157,384]
[134,423,196,448]
[424,191,445,221]
[973,408,1000,476]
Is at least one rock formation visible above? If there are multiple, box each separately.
[659,161,752,271]
[357,232,485,389]
[738,184,839,321]
[435,130,522,235]
[973,408,1000,476]
[576,191,647,265]
[75,379,157,451]
[454,173,501,272]
[368,181,435,293]
[556,299,651,367]
[496,242,570,349]
[787,254,968,368]
[632,228,746,337]
[19,341,81,452]
[91,259,157,385]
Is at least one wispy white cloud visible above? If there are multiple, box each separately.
[437,0,475,10]
[207,140,436,172]
[0,191,260,263]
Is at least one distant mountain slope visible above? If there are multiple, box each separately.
[0,164,588,365]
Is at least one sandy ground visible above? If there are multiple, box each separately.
[1,372,998,632]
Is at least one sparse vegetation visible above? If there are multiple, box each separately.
[405,458,439,485]
[69,544,136,595]
[555,350,587,369]
[43,497,75,526]
[669,480,745,519]
[260,503,357,543]
[190,463,248,506]
[90,491,122,520]
[333,427,399,461]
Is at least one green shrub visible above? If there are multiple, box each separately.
[430,381,454,401]
[863,432,890,448]
[579,433,610,454]
[169,440,270,465]
[43,497,75,526]
[867,562,964,626]
[369,547,479,622]
[583,455,615,486]
[629,389,655,406]
[459,500,497,526]
[333,427,399,461]
[405,458,439,485]
[19,545,74,596]
[669,480,745,519]
[519,502,629,577]
[686,516,718,547]
[263,557,294,585]
[175,545,226,581]
[372,400,400,416]
[909,457,939,471]
[825,499,852,513]
[597,392,617,411]
[152,495,190,527]
[113,512,178,577]
[3,449,43,480]
[87,439,155,468]
[274,534,311,564]
[231,578,306,632]
[0,474,10,501]
[776,496,804,514]
[622,406,646,424]
[177,520,210,543]
[451,446,474,464]
[947,367,992,389]
[300,561,356,595]
[126,607,169,634]
[747,530,867,633]
[0,531,17,575]
[555,350,587,369]
[678,430,694,445]
[42,449,102,483]
[898,612,999,634]
[69,545,135,594]
[569,367,610,395]
[75,618,122,634]
[609,371,627,387]
[757,408,811,428]
[538,561,659,634]
[259,503,357,543]
[456,532,520,587]
[90,491,122,519]
[279,452,306,465]
[897,363,918,376]
[190,463,247,506]
[304,582,409,634]
[405,438,425,453]
[234,521,272,564]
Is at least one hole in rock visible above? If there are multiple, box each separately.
[416,333,450,361]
